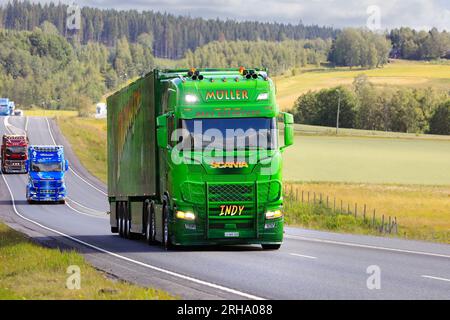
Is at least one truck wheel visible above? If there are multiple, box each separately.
[145,202,156,245]
[261,244,281,250]
[162,204,172,250]
[59,200,66,204]
[118,202,124,238]
[123,207,130,239]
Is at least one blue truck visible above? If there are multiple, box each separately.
[26,145,69,204]
[0,98,11,116]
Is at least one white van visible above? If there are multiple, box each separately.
[95,103,107,119]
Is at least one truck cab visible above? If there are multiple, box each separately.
[0,98,11,116]
[26,145,69,204]
[1,135,29,173]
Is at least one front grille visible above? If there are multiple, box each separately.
[208,184,253,203]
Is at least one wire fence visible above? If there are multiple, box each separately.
[283,184,398,234]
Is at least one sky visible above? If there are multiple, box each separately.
[1,0,449,31]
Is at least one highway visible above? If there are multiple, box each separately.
[0,115,449,300]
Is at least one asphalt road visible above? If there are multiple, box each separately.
[1,115,449,300]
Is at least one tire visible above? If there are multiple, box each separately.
[123,203,130,239]
[145,202,156,245]
[111,226,118,233]
[162,203,172,250]
[59,200,66,204]
[118,202,124,238]
[261,244,281,250]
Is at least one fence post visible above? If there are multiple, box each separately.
[347,203,350,215]
[381,215,385,233]
[389,216,392,234]
[363,204,366,221]
[296,189,298,201]
[394,217,398,234]
[354,203,357,218]
[333,197,336,213]
[372,209,376,227]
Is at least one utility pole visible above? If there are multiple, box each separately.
[336,89,341,135]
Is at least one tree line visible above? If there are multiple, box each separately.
[0,25,154,114]
[292,74,450,135]
[390,27,450,60]
[0,1,338,59]
[183,39,331,75]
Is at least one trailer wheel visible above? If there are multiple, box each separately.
[261,244,281,250]
[162,204,172,250]
[118,202,124,237]
[145,202,156,245]
[123,202,130,239]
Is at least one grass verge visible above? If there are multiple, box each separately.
[0,222,175,300]
[284,182,450,243]
[56,116,107,183]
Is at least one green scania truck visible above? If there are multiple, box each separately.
[107,68,294,250]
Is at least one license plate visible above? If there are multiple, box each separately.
[224,232,239,237]
[219,205,245,216]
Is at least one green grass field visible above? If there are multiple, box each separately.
[274,59,450,110]
[283,135,450,185]
[0,223,175,299]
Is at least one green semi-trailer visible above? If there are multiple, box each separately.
[107,68,294,250]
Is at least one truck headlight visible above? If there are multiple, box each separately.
[265,210,283,220]
[176,210,196,221]
[256,92,269,100]
[185,94,198,103]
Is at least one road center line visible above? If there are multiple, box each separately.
[421,275,450,283]
[285,234,450,259]
[289,253,317,259]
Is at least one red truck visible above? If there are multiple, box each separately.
[1,134,29,173]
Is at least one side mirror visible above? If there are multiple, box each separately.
[281,112,294,150]
[156,114,168,149]
[65,160,69,172]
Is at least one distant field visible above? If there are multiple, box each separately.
[282,135,450,185]
[274,59,450,110]
[292,123,450,140]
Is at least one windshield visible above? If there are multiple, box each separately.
[6,146,26,154]
[179,117,277,151]
[31,162,62,172]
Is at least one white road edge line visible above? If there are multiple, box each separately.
[1,171,264,300]
[45,117,107,196]
[65,201,107,220]
[66,197,107,215]
[285,234,450,259]
[289,253,317,259]
[421,275,450,283]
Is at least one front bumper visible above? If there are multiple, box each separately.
[27,187,66,202]
[170,217,284,246]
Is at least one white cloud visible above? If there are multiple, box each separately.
[0,0,448,30]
